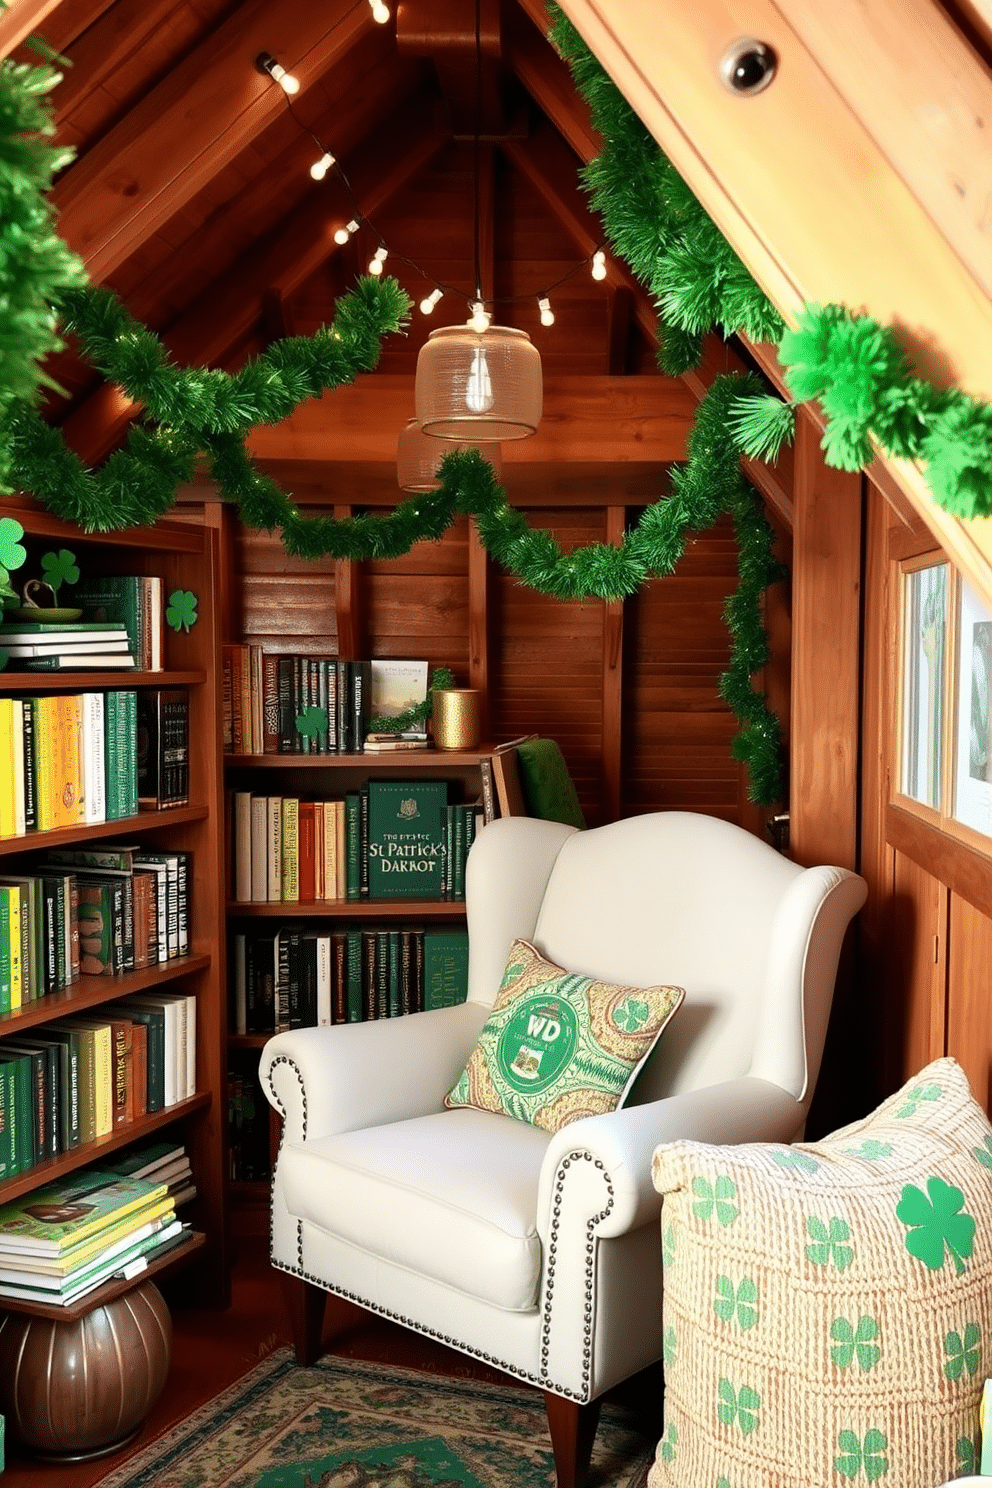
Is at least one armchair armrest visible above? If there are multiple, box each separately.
[260,1001,489,1143]
[537,1076,803,1241]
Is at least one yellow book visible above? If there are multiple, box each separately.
[322,798,339,901]
[281,796,299,902]
[51,693,83,829]
[0,1195,176,1276]
[6,883,21,1011]
[0,698,16,838]
[32,696,57,831]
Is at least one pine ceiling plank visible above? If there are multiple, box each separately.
[50,0,370,282]
[501,121,657,345]
[25,0,122,55]
[555,0,992,606]
[52,0,200,127]
[506,7,601,163]
[0,0,66,58]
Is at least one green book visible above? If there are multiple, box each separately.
[344,792,361,900]
[0,1171,168,1255]
[423,929,470,1010]
[345,928,363,1022]
[387,929,402,1018]
[0,885,11,1014]
[366,779,448,899]
[43,1025,81,1150]
[0,1060,11,1181]
[0,1054,33,1176]
[71,575,142,658]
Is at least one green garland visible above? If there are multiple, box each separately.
[0,57,87,494]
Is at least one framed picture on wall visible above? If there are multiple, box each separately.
[900,560,949,810]
[953,578,992,838]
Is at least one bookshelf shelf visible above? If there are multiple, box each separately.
[0,1229,206,1322]
[0,806,210,859]
[226,748,494,769]
[226,899,468,918]
[0,1092,211,1206]
[0,500,229,1307]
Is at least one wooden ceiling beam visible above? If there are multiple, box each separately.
[17,0,117,57]
[58,105,447,465]
[501,122,657,346]
[0,0,66,59]
[505,6,601,162]
[396,0,506,134]
[50,0,369,282]
[50,0,190,126]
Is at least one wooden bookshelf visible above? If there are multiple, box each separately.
[0,499,228,1307]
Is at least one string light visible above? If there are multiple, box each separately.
[370,0,391,21]
[369,246,389,276]
[591,249,607,281]
[334,219,360,245]
[469,301,490,333]
[310,151,335,181]
[420,288,443,315]
[538,296,555,327]
[255,51,300,95]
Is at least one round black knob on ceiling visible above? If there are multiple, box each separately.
[720,38,778,96]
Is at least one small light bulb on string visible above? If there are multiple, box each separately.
[309,151,335,181]
[538,296,555,327]
[369,246,389,276]
[469,301,491,334]
[255,52,300,94]
[591,250,607,281]
[420,288,443,315]
[370,0,391,21]
[334,219,360,246]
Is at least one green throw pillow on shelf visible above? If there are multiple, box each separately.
[515,738,586,829]
[445,938,683,1132]
[649,1056,992,1488]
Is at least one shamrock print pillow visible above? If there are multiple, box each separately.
[649,1057,992,1488]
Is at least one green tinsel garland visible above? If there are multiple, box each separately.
[0,57,87,493]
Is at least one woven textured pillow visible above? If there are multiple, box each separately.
[445,938,683,1132]
[649,1057,992,1488]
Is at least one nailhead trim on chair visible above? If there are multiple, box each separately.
[265,1090,615,1403]
[261,1055,308,1266]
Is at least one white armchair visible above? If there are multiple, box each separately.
[259,811,867,1488]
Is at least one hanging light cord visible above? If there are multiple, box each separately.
[472,0,484,305]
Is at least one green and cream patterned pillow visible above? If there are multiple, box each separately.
[649,1056,992,1488]
[444,938,683,1132]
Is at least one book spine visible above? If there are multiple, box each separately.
[221,646,234,752]
[250,645,263,756]
[0,887,11,1013]
[324,660,338,752]
[346,929,363,1021]
[233,792,252,903]
[331,931,347,1025]
[250,795,268,901]
[359,783,370,898]
[175,851,190,957]
[20,697,36,833]
[277,657,295,753]
[298,801,315,903]
[316,933,332,1026]
[80,691,107,826]
[281,798,299,903]
[266,796,282,902]
[352,660,371,754]
[344,793,361,900]
[335,661,351,754]
[262,652,280,754]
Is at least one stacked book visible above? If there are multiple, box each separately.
[106,1139,197,1210]
[0,1168,188,1308]
[0,618,136,672]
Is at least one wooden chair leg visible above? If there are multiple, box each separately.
[281,1273,326,1365]
[544,1392,602,1488]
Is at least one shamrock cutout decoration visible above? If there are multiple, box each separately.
[0,567,16,603]
[612,996,649,1032]
[843,1140,894,1161]
[830,1315,881,1372]
[691,1175,738,1227]
[40,549,79,594]
[716,1379,760,1436]
[296,705,328,742]
[972,1134,992,1172]
[896,1176,975,1274]
[714,1274,759,1331]
[944,1322,982,1380]
[0,518,26,575]
[835,1428,889,1482]
[771,1150,819,1175]
[166,589,198,632]
[805,1214,855,1270]
[957,1436,978,1475]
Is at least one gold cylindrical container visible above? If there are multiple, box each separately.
[432,688,482,751]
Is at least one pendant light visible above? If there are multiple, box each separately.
[412,0,542,443]
[396,418,502,493]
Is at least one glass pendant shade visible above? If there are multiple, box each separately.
[396,419,502,493]
[415,324,542,441]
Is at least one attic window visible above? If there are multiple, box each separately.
[899,558,992,843]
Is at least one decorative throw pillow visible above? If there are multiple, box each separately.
[444,938,683,1132]
[649,1056,992,1488]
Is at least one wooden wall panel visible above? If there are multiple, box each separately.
[887,851,948,1086]
[946,892,992,1111]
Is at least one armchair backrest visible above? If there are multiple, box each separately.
[465,812,867,1113]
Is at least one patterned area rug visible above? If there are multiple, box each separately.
[93,1349,659,1488]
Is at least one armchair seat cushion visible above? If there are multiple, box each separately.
[280,1108,552,1312]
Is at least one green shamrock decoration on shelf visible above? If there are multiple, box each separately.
[944,1322,982,1380]
[166,588,197,633]
[896,1176,975,1274]
[691,1175,738,1227]
[835,1428,890,1482]
[0,516,27,602]
[40,548,79,594]
[717,1379,760,1436]
[805,1215,855,1270]
[714,1274,759,1331]
[296,705,328,742]
[830,1315,881,1372]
